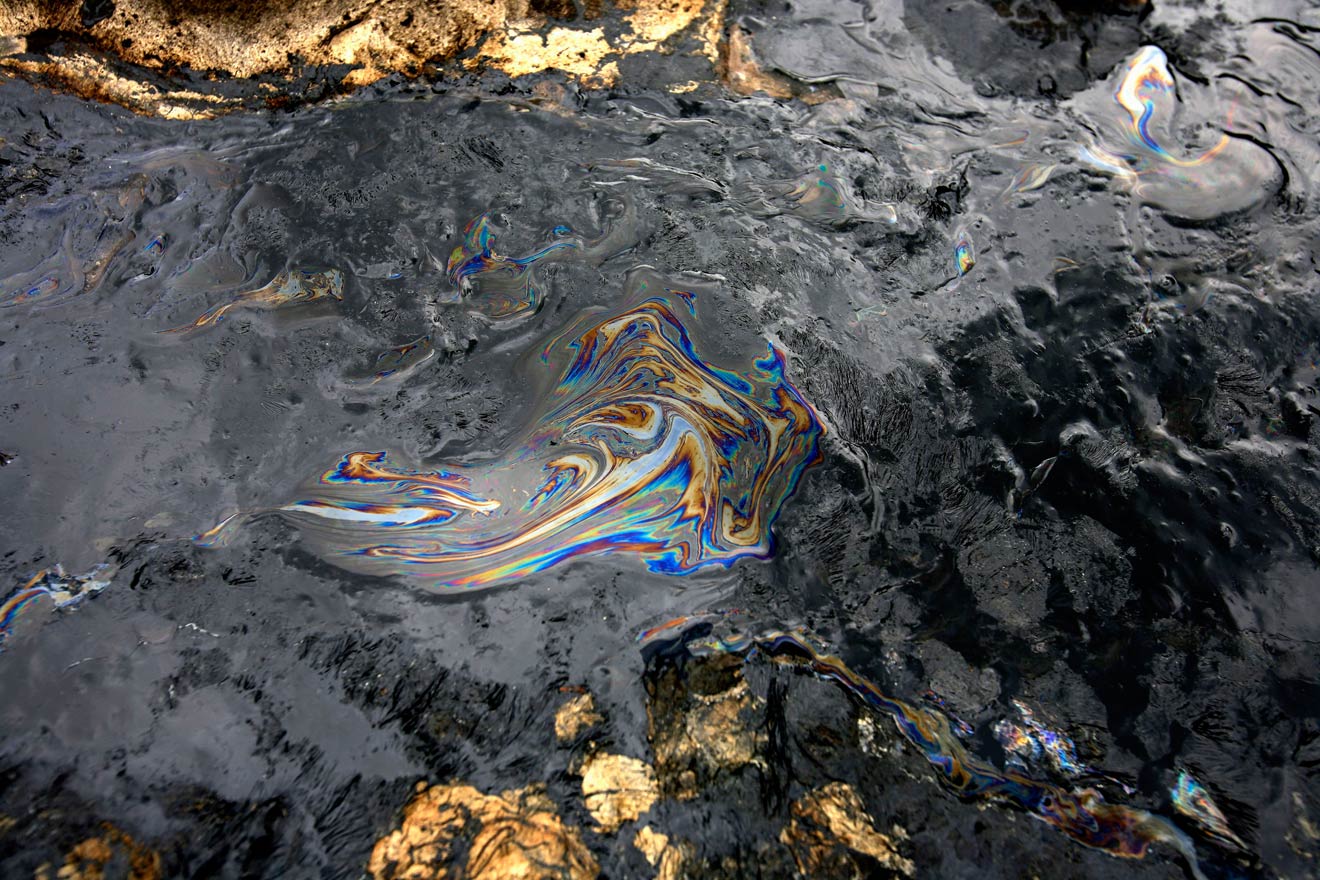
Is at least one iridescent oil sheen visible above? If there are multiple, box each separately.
[0,565,114,650]
[994,699,1088,776]
[953,226,975,278]
[1076,46,1278,220]
[161,267,344,333]
[446,213,577,321]
[1081,47,1225,177]
[446,204,637,322]
[367,335,436,384]
[1173,770,1246,850]
[199,273,824,590]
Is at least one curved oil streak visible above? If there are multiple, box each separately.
[198,282,824,590]
[0,565,115,651]
[739,165,901,229]
[160,267,344,333]
[446,200,638,322]
[995,698,1088,776]
[1080,47,1229,178]
[1113,47,1227,164]
[1173,770,1247,851]
[363,335,437,385]
[446,214,578,321]
[1075,46,1278,220]
[953,227,975,277]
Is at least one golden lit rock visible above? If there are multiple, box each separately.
[555,692,603,743]
[720,26,792,99]
[632,826,691,880]
[0,0,730,114]
[470,0,724,84]
[646,653,761,799]
[0,1,517,81]
[368,781,598,880]
[38,824,163,880]
[471,26,618,84]
[580,753,660,833]
[620,0,719,55]
[780,782,914,879]
[0,53,237,119]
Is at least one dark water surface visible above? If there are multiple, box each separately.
[2,1,1320,877]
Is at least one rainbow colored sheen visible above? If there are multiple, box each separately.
[1115,47,1193,160]
[198,280,824,590]
[1173,770,1245,850]
[446,214,578,321]
[786,171,848,221]
[641,617,1209,879]
[370,335,435,384]
[1,275,59,308]
[161,267,344,333]
[1072,45,1277,221]
[921,690,975,739]
[1083,46,1229,174]
[954,227,975,277]
[1001,163,1057,200]
[995,699,1087,776]
[770,167,901,227]
[0,565,114,651]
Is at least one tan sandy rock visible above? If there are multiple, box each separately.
[36,824,163,880]
[368,781,598,880]
[646,653,761,799]
[555,692,603,743]
[0,0,729,112]
[580,753,660,833]
[780,782,914,879]
[632,826,692,880]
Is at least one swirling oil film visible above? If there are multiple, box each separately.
[0,1,1316,878]
[198,278,825,589]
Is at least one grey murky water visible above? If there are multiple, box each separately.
[2,1,1319,877]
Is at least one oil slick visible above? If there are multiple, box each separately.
[994,699,1088,776]
[363,335,436,385]
[160,267,344,333]
[279,450,502,527]
[332,335,440,397]
[1,275,60,309]
[446,199,638,323]
[0,565,115,651]
[743,165,900,228]
[640,617,1212,880]
[942,225,976,292]
[1173,770,1247,850]
[198,271,824,590]
[953,227,975,277]
[446,214,578,321]
[783,166,850,225]
[1076,46,1280,221]
[1001,162,1057,200]
[1,152,240,312]
[0,188,144,310]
